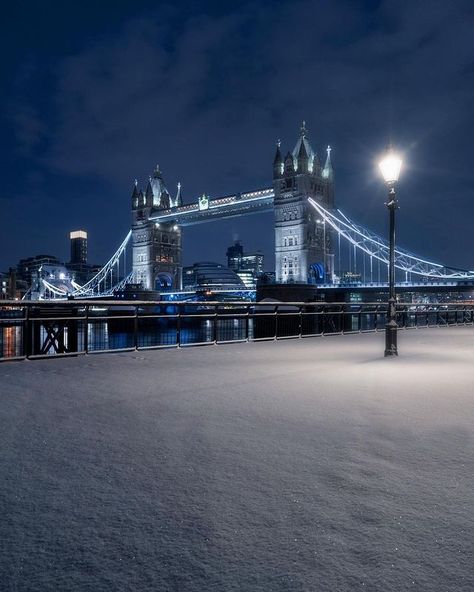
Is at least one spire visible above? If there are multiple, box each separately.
[175,182,183,207]
[131,179,139,198]
[300,120,308,138]
[131,179,140,210]
[153,164,162,179]
[322,145,333,180]
[273,140,283,178]
[273,140,282,165]
[297,135,309,173]
[292,121,314,168]
[298,138,308,158]
[145,177,154,204]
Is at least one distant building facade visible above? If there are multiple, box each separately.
[17,255,62,287]
[0,271,7,299]
[226,240,264,289]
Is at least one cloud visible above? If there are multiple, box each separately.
[7,0,474,269]
[11,104,46,156]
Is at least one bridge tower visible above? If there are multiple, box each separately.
[131,166,182,291]
[273,123,335,284]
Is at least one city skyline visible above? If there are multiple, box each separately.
[1,1,474,274]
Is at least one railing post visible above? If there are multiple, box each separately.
[274,305,278,340]
[213,304,217,344]
[23,304,31,359]
[84,304,89,354]
[299,304,303,338]
[176,305,181,347]
[245,304,250,341]
[134,304,138,350]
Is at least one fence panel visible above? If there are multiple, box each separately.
[1,300,473,362]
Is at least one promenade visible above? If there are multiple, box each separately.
[1,328,473,591]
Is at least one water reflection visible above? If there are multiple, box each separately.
[1,325,22,358]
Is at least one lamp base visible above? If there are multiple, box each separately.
[384,321,398,357]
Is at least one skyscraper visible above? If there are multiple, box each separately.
[70,230,88,265]
[226,240,244,271]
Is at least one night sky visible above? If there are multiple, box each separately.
[1,0,473,273]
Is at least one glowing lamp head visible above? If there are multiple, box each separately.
[379,148,402,184]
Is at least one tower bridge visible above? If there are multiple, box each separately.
[131,122,335,291]
[34,123,474,300]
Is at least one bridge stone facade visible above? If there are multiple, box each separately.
[131,166,182,290]
[273,124,335,283]
[131,124,335,291]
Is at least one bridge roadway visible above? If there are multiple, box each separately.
[150,187,274,225]
[1,328,473,591]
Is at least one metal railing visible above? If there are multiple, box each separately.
[1,300,473,362]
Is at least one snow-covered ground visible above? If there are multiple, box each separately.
[1,327,473,591]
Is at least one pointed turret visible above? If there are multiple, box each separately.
[145,177,154,206]
[284,151,294,175]
[160,190,170,210]
[322,145,334,180]
[273,140,283,178]
[132,179,139,198]
[292,121,315,171]
[297,136,309,173]
[147,164,171,207]
[313,152,321,171]
[131,179,140,209]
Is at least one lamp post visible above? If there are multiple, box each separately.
[379,147,402,357]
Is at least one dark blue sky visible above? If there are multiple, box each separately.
[1,0,473,272]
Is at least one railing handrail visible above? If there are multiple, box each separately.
[2,299,474,307]
[2,299,473,362]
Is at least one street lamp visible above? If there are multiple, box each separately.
[379,147,402,357]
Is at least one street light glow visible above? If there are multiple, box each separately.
[379,150,402,184]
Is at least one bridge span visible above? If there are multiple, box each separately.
[150,187,274,226]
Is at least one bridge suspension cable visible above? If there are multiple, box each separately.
[71,230,132,297]
[308,198,474,280]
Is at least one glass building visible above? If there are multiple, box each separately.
[182,262,246,291]
[226,241,264,289]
